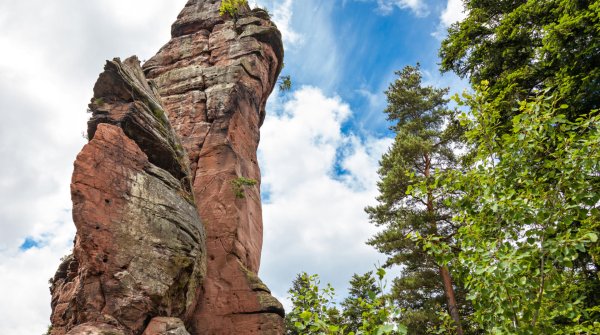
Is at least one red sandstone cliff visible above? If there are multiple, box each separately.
[144,0,284,333]
[49,1,284,334]
[49,57,206,335]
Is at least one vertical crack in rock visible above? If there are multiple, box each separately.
[49,58,206,335]
[49,0,284,334]
[143,0,284,333]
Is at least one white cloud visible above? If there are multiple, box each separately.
[258,87,393,304]
[252,0,303,46]
[0,0,400,332]
[373,0,429,16]
[0,1,187,334]
[440,0,467,27]
[0,217,75,335]
[432,0,467,39]
[100,0,182,27]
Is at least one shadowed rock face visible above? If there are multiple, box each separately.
[49,58,206,335]
[49,0,284,334]
[143,0,285,333]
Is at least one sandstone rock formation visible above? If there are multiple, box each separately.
[143,0,284,333]
[49,57,205,335]
[142,317,191,335]
[49,0,284,334]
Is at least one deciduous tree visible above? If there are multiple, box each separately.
[426,84,600,333]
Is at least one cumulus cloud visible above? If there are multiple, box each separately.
[440,0,467,27]
[258,87,393,307]
[432,0,467,39]
[0,216,75,334]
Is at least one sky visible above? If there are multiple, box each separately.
[0,0,467,333]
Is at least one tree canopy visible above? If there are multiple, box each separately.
[440,0,600,121]
[421,84,600,333]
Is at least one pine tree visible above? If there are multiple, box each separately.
[440,0,600,123]
[366,64,466,334]
[340,271,382,333]
[285,273,313,335]
[285,273,339,335]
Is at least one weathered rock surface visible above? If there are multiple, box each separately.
[143,0,285,333]
[50,0,284,333]
[65,323,126,335]
[49,57,204,335]
[142,317,191,335]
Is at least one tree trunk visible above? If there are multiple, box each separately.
[424,153,464,335]
[439,266,464,335]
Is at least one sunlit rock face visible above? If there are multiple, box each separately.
[49,57,205,335]
[49,0,284,334]
[144,0,284,333]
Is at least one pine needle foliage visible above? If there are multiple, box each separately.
[366,64,471,334]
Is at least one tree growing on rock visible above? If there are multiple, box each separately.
[279,75,292,92]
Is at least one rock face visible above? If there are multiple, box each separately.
[49,58,205,335]
[142,317,191,335]
[50,0,284,334]
[143,0,284,333]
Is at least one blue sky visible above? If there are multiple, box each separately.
[273,0,466,136]
[254,0,468,307]
[0,0,466,333]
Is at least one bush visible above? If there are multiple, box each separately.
[219,0,247,18]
